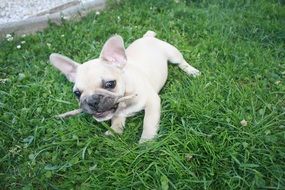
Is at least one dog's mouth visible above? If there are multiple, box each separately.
[80,93,136,121]
[92,104,118,119]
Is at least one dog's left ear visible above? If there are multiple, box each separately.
[49,53,79,82]
[100,35,127,69]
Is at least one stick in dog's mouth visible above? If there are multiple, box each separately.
[116,93,137,103]
[55,94,137,119]
[55,109,82,119]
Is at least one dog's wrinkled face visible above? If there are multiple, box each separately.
[74,60,125,121]
[50,35,127,121]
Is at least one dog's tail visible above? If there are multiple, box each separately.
[143,30,156,38]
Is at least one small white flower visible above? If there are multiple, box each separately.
[18,73,25,80]
[21,41,26,44]
[7,37,13,41]
[0,78,9,84]
[117,16,121,20]
[6,34,13,41]
[96,11,100,15]
[61,15,68,20]
[6,34,12,38]
[275,80,281,85]
[240,119,248,127]
[185,153,193,162]
[21,34,26,38]
[17,45,21,49]
[61,34,65,37]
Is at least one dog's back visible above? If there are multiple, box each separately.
[125,31,200,92]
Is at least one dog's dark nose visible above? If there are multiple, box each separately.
[86,94,103,109]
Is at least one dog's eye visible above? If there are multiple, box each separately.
[73,90,81,98]
[104,80,116,89]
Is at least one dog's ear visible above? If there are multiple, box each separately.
[100,35,127,69]
[49,53,79,82]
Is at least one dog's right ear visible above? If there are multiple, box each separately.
[49,53,80,83]
[100,35,127,69]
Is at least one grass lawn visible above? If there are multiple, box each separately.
[1,0,285,189]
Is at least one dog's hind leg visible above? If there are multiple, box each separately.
[165,43,201,77]
[177,60,200,77]
[143,30,200,76]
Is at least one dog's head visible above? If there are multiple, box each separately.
[50,35,127,121]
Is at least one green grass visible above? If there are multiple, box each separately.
[1,0,285,189]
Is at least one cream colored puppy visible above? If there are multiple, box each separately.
[50,31,200,143]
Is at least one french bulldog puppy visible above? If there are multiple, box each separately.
[49,31,200,143]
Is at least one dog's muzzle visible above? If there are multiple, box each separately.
[80,93,119,118]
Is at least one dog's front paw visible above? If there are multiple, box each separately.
[104,130,114,136]
[104,127,123,136]
[188,69,201,77]
[139,137,155,144]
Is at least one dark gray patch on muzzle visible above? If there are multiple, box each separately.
[80,93,118,114]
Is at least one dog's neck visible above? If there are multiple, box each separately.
[122,68,135,98]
